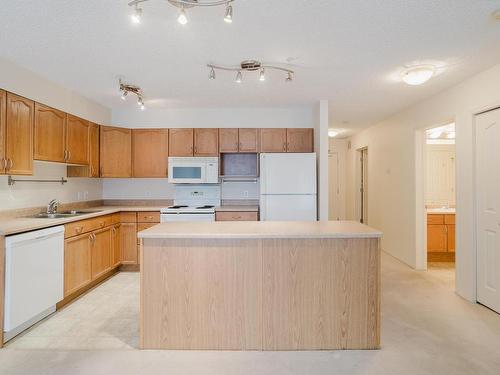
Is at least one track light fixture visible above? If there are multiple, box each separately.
[128,0,235,25]
[207,60,295,83]
[119,79,146,111]
[131,3,143,24]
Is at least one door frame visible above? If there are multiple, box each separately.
[355,147,368,224]
[415,120,455,271]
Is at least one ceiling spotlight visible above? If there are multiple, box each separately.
[224,3,233,23]
[235,71,243,83]
[119,78,145,110]
[140,103,146,111]
[286,71,293,82]
[177,7,188,25]
[120,91,128,100]
[209,67,216,80]
[328,130,339,138]
[259,68,266,82]
[401,65,435,86]
[131,4,142,24]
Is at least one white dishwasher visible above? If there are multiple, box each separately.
[4,225,64,342]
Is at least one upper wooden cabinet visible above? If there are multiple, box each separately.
[5,93,34,175]
[194,128,218,156]
[100,126,132,177]
[34,103,66,163]
[219,128,259,153]
[219,128,239,153]
[66,114,89,165]
[239,128,259,152]
[0,90,6,174]
[67,122,100,178]
[132,129,169,177]
[286,128,313,153]
[169,128,193,156]
[260,128,287,153]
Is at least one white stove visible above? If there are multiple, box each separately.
[161,185,220,222]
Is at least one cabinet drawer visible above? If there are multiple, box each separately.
[120,212,137,223]
[444,214,455,225]
[137,211,160,223]
[111,213,121,224]
[216,211,258,221]
[427,214,444,225]
[65,215,113,238]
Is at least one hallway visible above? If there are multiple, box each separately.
[1,253,499,374]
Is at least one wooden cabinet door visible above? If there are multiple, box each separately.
[66,114,89,165]
[447,225,455,252]
[112,224,121,268]
[260,128,287,153]
[239,128,259,152]
[427,225,447,252]
[34,103,66,162]
[169,128,193,156]
[91,227,112,280]
[120,222,138,264]
[287,128,313,153]
[100,126,132,177]
[194,128,218,156]
[132,129,169,177]
[89,123,100,177]
[0,90,5,174]
[64,233,92,297]
[5,93,34,175]
[219,128,239,153]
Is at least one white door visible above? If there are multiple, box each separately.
[476,108,500,313]
[260,195,317,221]
[260,153,317,194]
[329,153,341,220]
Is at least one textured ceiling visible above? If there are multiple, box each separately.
[1,0,500,131]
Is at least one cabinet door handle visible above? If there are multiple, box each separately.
[89,165,93,176]
[283,143,287,151]
[68,150,71,161]
[64,150,68,161]
[75,226,83,234]
[1,158,5,170]
[7,158,13,171]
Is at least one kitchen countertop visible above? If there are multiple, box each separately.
[0,205,165,236]
[427,208,456,214]
[138,221,382,240]
[0,204,261,236]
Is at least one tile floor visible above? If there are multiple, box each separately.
[6,272,139,350]
[1,253,500,375]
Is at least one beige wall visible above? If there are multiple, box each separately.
[0,57,109,210]
[345,62,500,301]
[328,138,348,220]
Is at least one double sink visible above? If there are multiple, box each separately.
[32,210,103,219]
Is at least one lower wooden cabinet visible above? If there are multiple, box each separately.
[111,224,121,268]
[427,214,455,253]
[120,222,138,264]
[90,227,112,280]
[64,233,92,297]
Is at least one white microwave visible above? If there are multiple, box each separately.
[168,157,219,184]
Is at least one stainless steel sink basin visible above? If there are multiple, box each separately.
[31,210,102,219]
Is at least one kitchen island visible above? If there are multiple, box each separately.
[138,221,382,350]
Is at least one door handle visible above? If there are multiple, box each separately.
[7,158,13,171]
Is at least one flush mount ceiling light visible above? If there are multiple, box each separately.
[401,65,436,86]
[493,9,500,20]
[328,130,339,138]
[128,0,235,25]
[119,79,146,110]
[207,60,295,83]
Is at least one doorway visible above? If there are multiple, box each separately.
[359,148,368,224]
[329,152,340,220]
[422,123,456,275]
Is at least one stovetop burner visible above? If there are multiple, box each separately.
[196,205,214,209]
[169,205,188,209]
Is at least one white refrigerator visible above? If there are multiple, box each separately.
[260,153,317,221]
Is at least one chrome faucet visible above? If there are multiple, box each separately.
[47,199,60,214]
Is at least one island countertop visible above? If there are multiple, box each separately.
[138,220,382,239]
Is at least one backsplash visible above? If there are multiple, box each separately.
[0,161,102,211]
